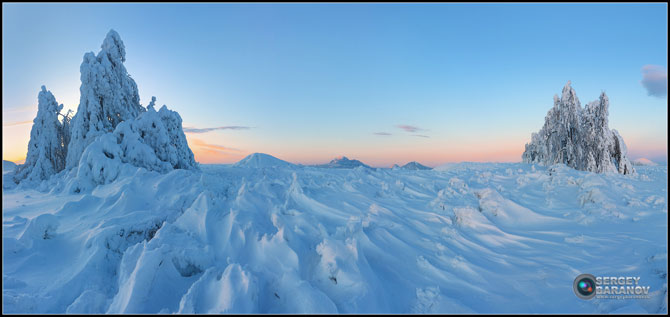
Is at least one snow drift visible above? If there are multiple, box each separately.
[522,81,634,175]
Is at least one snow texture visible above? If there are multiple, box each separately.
[3,162,667,314]
[12,86,69,185]
[522,81,634,175]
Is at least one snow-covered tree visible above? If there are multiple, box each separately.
[71,97,198,190]
[13,86,69,184]
[65,29,144,169]
[522,81,634,175]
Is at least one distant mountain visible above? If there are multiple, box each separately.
[400,161,431,170]
[632,158,658,166]
[3,160,17,173]
[234,153,294,168]
[315,156,370,169]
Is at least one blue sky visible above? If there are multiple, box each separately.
[2,3,667,166]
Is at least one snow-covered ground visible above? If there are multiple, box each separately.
[2,158,668,313]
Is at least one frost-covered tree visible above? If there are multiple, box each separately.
[523,81,634,175]
[72,97,198,190]
[13,86,69,184]
[66,29,144,169]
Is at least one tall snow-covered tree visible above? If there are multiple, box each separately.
[65,29,144,169]
[13,86,69,184]
[522,81,634,175]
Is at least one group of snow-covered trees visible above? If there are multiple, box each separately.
[522,81,634,175]
[12,30,197,186]
[11,31,637,187]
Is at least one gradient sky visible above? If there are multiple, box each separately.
[3,3,668,167]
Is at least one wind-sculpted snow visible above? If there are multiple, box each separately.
[3,162,667,313]
[523,81,634,175]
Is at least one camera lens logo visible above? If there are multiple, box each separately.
[573,274,597,300]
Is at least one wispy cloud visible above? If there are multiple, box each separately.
[373,132,392,136]
[641,65,667,97]
[3,120,33,127]
[412,134,430,138]
[189,138,242,153]
[183,126,251,134]
[3,105,36,114]
[396,125,424,133]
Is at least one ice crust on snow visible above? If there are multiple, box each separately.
[522,81,634,175]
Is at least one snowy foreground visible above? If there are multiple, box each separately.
[2,158,668,313]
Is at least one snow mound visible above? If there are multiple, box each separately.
[400,161,431,170]
[316,156,370,169]
[522,81,634,175]
[233,153,294,168]
[633,158,659,166]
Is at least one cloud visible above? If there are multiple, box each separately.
[3,105,36,114]
[189,138,242,153]
[373,132,392,136]
[412,134,430,138]
[396,125,423,133]
[183,125,251,134]
[3,120,33,127]
[641,65,667,97]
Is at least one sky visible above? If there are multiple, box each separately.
[2,3,668,167]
